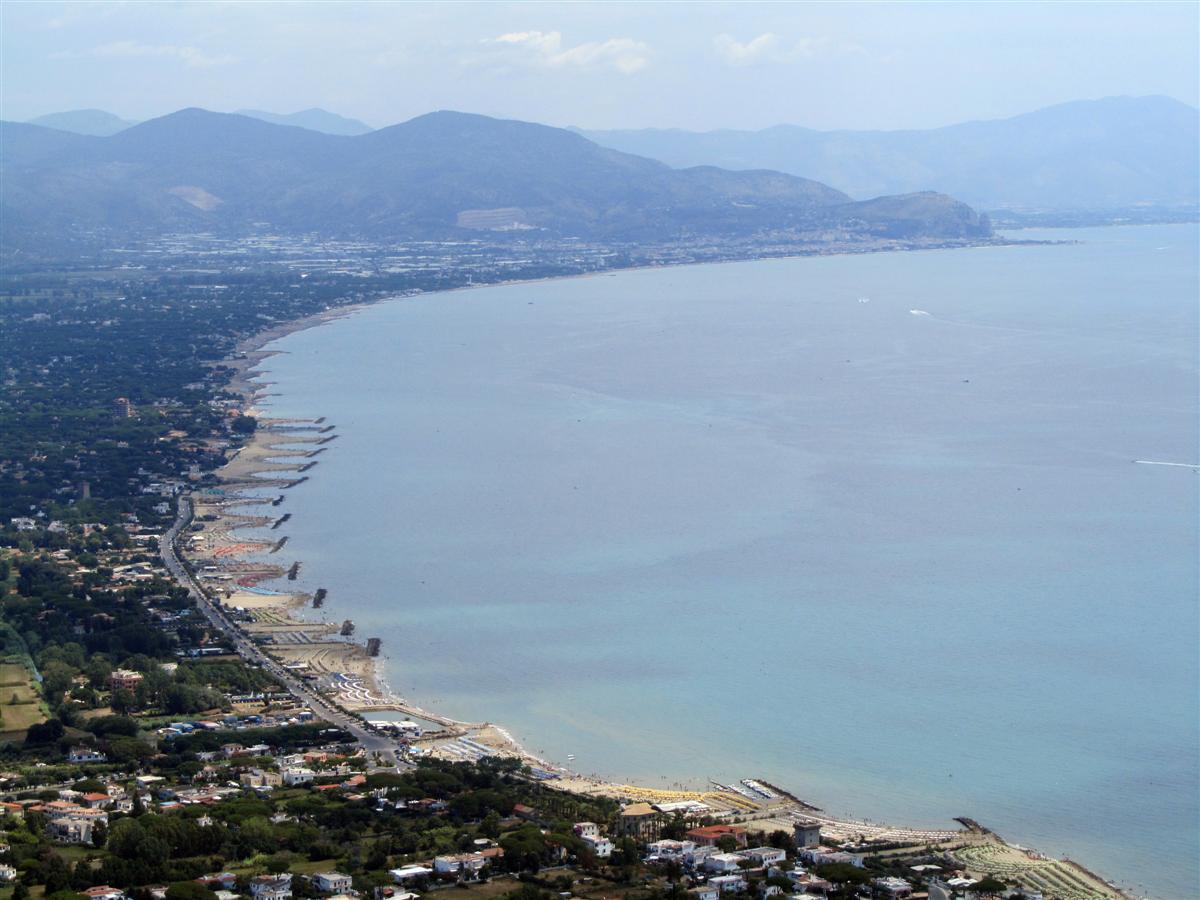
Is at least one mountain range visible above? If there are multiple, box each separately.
[18,96,1197,221]
[28,108,137,137]
[26,107,374,137]
[578,96,1200,212]
[0,108,990,250]
[233,108,373,136]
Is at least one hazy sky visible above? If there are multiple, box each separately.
[3,1,1197,131]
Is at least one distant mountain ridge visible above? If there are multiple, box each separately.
[27,109,137,136]
[24,106,374,137]
[234,108,373,135]
[578,96,1200,211]
[0,108,990,250]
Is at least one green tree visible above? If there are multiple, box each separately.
[814,862,869,886]
[85,658,113,688]
[107,817,146,859]
[25,718,65,744]
[166,883,219,900]
[42,853,72,893]
[481,810,502,839]
[768,829,793,851]
[265,853,291,874]
[110,688,135,715]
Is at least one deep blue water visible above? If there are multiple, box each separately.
[250,225,1198,898]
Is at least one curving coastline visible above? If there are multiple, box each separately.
[183,277,1136,900]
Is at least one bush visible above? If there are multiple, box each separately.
[84,714,140,737]
[24,718,65,744]
[814,862,870,885]
[166,884,219,900]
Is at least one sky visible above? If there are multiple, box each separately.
[2,1,1197,131]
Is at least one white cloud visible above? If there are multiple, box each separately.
[713,33,782,66]
[714,33,865,67]
[53,40,235,68]
[484,30,649,74]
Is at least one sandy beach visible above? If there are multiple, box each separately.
[177,285,1133,900]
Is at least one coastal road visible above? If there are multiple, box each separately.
[161,496,408,767]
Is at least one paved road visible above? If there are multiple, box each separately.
[161,496,407,767]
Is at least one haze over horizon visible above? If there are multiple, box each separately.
[3,0,1197,131]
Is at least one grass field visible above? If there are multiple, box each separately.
[0,657,48,741]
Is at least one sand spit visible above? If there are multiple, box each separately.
[176,289,1132,900]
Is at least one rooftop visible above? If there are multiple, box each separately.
[621,802,657,816]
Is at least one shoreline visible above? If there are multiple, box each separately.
[186,249,1135,900]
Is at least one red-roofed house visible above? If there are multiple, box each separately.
[686,825,748,849]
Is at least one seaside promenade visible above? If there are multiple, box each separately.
[160,494,405,768]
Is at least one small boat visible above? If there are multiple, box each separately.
[566,754,576,761]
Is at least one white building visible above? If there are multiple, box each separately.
[647,839,696,859]
[707,875,747,894]
[574,821,600,839]
[241,769,283,789]
[68,746,108,763]
[389,866,433,884]
[250,874,293,900]
[282,767,316,786]
[312,873,354,894]
[0,866,17,883]
[433,852,488,878]
[49,816,95,844]
[704,853,748,874]
[582,834,613,858]
[683,845,718,867]
[797,847,863,868]
[740,847,787,868]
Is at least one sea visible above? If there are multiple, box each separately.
[247,224,1199,899]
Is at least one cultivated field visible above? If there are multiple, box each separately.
[0,657,48,740]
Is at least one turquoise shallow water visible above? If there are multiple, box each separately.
[251,225,1198,898]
